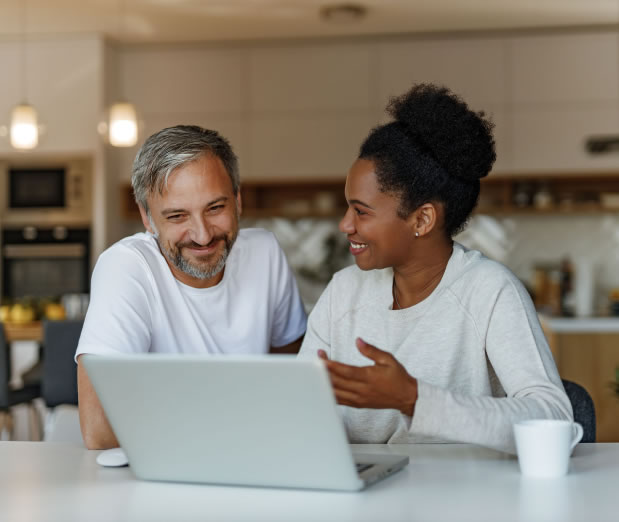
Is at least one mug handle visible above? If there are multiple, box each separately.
[570,422,584,451]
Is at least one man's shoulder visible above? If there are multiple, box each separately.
[237,227,278,246]
[97,232,162,275]
[233,228,281,260]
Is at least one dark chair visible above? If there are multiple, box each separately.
[41,320,83,408]
[562,379,596,443]
[0,323,42,439]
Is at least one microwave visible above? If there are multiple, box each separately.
[0,158,92,226]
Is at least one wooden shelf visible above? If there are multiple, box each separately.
[477,172,619,215]
[240,178,346,219]
[121,179,346,220]
[3,321,42,343]
[121,172,619,220]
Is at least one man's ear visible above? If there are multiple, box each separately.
[138,204,153,233]
[236,191,242,216]
[407,202,439,238]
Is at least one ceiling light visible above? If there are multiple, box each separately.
[320,3,367,23]
[10,104,38,150]
[108,102,138,147]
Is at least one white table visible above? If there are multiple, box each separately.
[0,442,616,522]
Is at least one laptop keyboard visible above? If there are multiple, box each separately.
[355,463,374,473]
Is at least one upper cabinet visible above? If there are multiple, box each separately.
[508,33,619,173]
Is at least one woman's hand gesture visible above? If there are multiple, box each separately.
[318,338,418,416]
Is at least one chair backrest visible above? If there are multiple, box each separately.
[0,324,10,409]
[562,379,596,443]
[41,320,83,408]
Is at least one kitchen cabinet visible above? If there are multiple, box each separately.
[543,318,619,442]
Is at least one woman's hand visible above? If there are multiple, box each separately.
[318,338,418,416]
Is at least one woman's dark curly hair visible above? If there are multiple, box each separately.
[359,83,496,237]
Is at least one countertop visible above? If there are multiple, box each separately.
[542,316,619,333]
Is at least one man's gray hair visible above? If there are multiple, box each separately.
[131,125,240,212]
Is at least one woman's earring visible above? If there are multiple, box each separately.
[415,232,420,238]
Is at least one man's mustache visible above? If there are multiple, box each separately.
[177,236,227,250]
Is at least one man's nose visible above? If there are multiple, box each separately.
[189,217,214,245]
[339,207,355,234]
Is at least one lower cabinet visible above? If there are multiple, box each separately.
[547,331,619,443]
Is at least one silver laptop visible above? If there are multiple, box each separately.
[82,354,409,491]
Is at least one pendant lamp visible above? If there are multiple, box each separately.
[106,0,138,147]
[10,0,38,150]
[108,102,138,147]
[10,103,38,149]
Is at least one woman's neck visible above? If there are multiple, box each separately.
[393,240,453,309]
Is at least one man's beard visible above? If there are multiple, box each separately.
[156,232,237,280]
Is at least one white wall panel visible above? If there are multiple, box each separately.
[28,37,101,152]
[511,102,619,171]
[484,105,511,174]
[249,44,372,112]
[0,42,21,154]
[121,48,243,114]
[377,37,507,111]
[511,33,619,104]
[248,113,374,178]
[0,37,101,153]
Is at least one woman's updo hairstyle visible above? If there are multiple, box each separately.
[359,83,496,237]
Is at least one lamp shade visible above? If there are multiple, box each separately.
[109,102,138,147]
[10,103,38,149]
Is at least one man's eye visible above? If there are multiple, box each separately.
[209,205,224,212]
[167,214,183,220]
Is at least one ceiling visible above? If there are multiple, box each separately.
[0,0,617,44]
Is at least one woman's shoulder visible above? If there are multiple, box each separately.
[448,243,528,300]
[328,264,391,306]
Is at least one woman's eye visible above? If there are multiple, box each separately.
[354,207,366,216]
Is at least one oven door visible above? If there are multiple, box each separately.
[2,243,89,299]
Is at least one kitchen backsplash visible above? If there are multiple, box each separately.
[242,214,619,315]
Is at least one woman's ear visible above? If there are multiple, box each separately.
[408,202,439,238]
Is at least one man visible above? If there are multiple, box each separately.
[76,125,307,449]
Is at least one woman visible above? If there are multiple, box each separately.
[298,84,572,454]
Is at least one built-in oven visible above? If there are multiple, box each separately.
[1,226,90,299]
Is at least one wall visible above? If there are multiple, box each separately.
[0,30,618,308]
[110,30,619,309]
[0,34,109,265]
[0,35,102,155]
[113,30,619,180]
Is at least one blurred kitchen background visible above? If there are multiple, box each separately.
[2,0,619,441]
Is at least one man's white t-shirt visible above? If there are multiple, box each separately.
[76,228,307,358]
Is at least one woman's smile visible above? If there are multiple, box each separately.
[349,239,368,256]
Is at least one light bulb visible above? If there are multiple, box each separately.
[10,104,38,149]
[109,102,138,147]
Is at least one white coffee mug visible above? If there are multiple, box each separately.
[514,419,583,478]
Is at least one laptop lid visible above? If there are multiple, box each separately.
[82,354,407,491]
